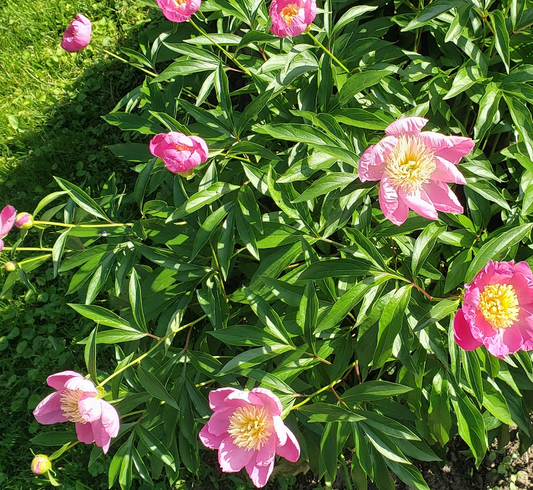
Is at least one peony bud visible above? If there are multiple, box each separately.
[31,454,52,475]
[61,14,92,52]
[5,262,17,272]
[15,212,33,230]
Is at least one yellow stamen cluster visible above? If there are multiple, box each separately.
[478,283,520,330]
[174,143,192,151]
[60,389,86,423]
[280,4,299,26]
[227,405,272,451]
[174,0,188,5]
[384,135,436,194]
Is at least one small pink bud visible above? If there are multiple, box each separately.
[5,262,17,272]
[15,212,33,230]
[31,454,52,475]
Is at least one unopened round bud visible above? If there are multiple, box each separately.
[4,262,17,272]
[15,212,33,230]
[31,454,52,475]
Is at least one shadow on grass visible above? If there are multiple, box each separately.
[0,52,145,212]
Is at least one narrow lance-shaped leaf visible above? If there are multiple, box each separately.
[54,177,110,222]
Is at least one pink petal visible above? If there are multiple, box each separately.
[199,423,226,450]
[250,388,282,416]
[0,239,4,252]
[46,371,85,390]
[149,134,167,159]
[431,156,467,184]
[90,416,113,454]
[76,421,95,445]
[255,437,276,466]
[398,188,438,221]
[514,261,533,283]
[435,136,475,164]
[378,177,409,225]
[209,388,240,411]
[78,397,102,423]
[0,205,16,238]
[190,136,209,161]
[453,310,482,351]
[245,454,275,488]
[33,391,68,424]
[100,400,120,438]
[517,310,533,347]
[423,181,463,214]
[385,117,428,136]
[218,436,254,472]
[275,423,300,463]
[205,407,232,436]
[486,327,523,358]
[225,390,263,407]
[273,416,287,446]
[63,376,97,394]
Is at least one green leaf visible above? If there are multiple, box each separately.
[102,112,165,135]
[504,94,533,161]
[191,202,233,259]
[244,287,294,346]
[137,367,179,410]
[84,326,98,384]
[299,403,366,423]
[69,304,140,332]
[373,285,411,368]
[292,173,358,203]
[491,10,510,73]
[136,425,176,471]
[385,460,430,490]
[218,344,295,375]
[404,0,467,31]
[412,223,445,278]
[51,229,70,278]
[462,350,484,404]
[135,244,208,279]
[334,70,390,107]
[300,258,380,279]
[78,330,148,344]
[465,223,533,282]
[129,269,147,332]
[54,177,110,221]
[236,207,260,260]
[151,59,217,82]
[297,282,318,352]
[30,431,77,446]
[474,83,502,141]
[342,381,412,405]
[316,274,392,333]
[451,389,488,467]
[167,182,240,221]
[209,325,280,346]
[255,123,338,147]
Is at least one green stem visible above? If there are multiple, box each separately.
[2,247,54,252]
[97,315,207,388]
[102,49,159,78]
[35,220,131,228]
[291,378,343,411]
[307,31,350,74]
[190,20,251,77]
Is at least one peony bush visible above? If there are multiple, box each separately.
[5,0,533,488]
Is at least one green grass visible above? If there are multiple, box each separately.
[0,0,150,211]
[0,0,151,487]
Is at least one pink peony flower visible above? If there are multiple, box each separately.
[149,131,208,175]
[199,387,300,488]
[156,0,201,22]
[358,116,474,225]
[0,205,17,252]
[269,0,316,38]
[60,14,92,53]
[454,261,533,358]
[33,371,120,454]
